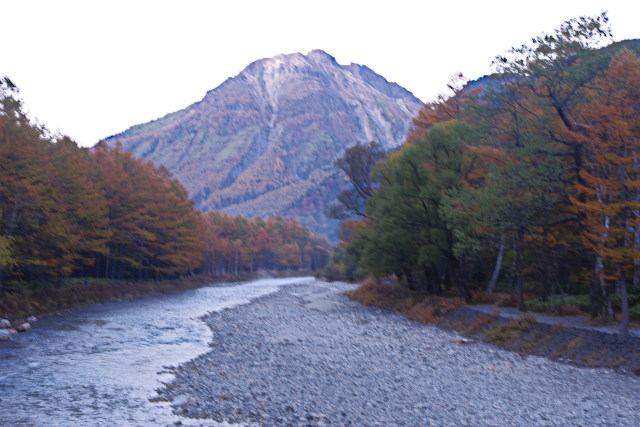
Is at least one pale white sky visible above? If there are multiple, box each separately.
[2,0,639,147]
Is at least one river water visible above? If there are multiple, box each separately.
[0,277,315,426]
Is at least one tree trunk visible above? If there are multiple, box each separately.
[603,287,616,322]
[589,272,601,318]
[444,262,452,291]
[423,265,434,295]
[550,280,557,312]
[618,269,629,335]
[487,234,505,293]
[509,240,516,299]
[403,268,417,291]
[431,262,442,295]
[105,248,110,279]
[540,272,549,303]
[634,226,640,290]
[451,256,470,302]
[117,244,123,281]
[516,232,525,311]
[516,274,525,311]
[595,252,609,319]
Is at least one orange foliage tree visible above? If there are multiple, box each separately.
[200,212,329,274]
[572,49,640,332]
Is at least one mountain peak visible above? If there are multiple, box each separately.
[104,51,423,238]
[307,49,336,61]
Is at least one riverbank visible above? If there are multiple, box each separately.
[348,280,640,374]
[160,281,640,425]
[442,306,640,374]
[0,273,255,321]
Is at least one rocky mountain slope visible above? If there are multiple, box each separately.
[104,50,422,237]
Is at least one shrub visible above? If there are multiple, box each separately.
[348,277,398,309]
[526,298,549,312]
[608,292,640,311]
[463,312,498,335]
[406,302,438,324]
[559,304,583,316]
[486,316,535,343]
[522,312,538,324]
[470,290,508,305]
[4,279,29,294]
[347,278,463,325]
[486,324,516,342]
[525,295,588,314]
[497,295,517,308]
[393,296,417,313]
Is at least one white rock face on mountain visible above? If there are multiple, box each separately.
[104,50,423,237]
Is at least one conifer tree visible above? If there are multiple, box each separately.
[572,49,640,332]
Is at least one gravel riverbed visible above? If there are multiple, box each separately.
[161,280,640,426]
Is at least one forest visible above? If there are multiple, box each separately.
[326,14,640,334]
[0,78,329,304]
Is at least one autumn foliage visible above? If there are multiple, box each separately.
[0,79,329,298]
[200,211,330,274]
[333,14,640,333]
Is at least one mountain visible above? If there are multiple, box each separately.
[104,50,423,238]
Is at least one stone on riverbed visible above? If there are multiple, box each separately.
[0,329,11,341]
[159,282,640,426]
[172,394,193,406]
[16,322,31,332]
[1,319,11,329]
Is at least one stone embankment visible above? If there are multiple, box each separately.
[161,281,640,426]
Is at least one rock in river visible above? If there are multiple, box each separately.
[16,322,31,332]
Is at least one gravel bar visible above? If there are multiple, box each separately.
[161,280,640,426]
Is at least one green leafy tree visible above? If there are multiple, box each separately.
[328,141,386,219]
[356,121,473,299]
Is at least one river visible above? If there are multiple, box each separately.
[0,276,315,426]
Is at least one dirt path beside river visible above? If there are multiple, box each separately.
[161,280,640,426]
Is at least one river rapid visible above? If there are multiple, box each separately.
[0,277,315,426]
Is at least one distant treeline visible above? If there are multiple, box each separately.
[0,79,329,296]
[327,14,640,333]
